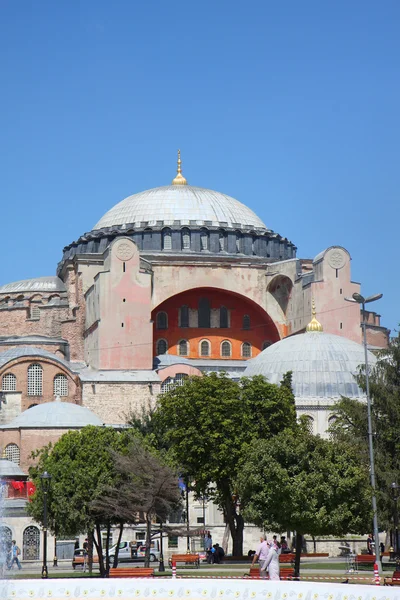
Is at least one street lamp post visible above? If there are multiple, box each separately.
[39,471,52,579]
[158,521,165,572]
[345,292,383,573]
[391,483,400,566]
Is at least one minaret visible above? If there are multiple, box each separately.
[306,298,323,332]
[172,149,188,185]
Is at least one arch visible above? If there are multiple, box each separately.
[156,339,168,355]
[5,443,20,465]
[161,372,189,394]
[241,342,252,358]
[200,228,209,251]
[28,404,38,409]
[199,339,211,357]
[262,340,272,350]
[220,306,229,328]
[221,340,232,358]
[303,415,314,434]
[156,311,168,330]
[162,228,172,250]
[235,232,242,253]
[328,415,338,440]
[198,298,210,328]
[181,228,191,250]
[23,526,40,560]
[0,527,12,557]
[54,373,68,397]
[179,305,189,328]
[27,364,42,396]
[2,373,16,392]
[178,339,189,357]
[48,294,61,304]
[243,314,251,330]
[218,230,226,252]
[267,275,294,315]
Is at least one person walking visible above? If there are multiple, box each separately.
[8,540,22,570]
[263,540,280,580]
[251,535,270,579]
[204,532,213,564]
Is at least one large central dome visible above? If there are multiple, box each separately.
[93,185,267,231]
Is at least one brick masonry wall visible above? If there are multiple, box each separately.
[82,381,160,424]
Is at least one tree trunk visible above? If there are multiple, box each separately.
[94,523,105,577]
[88,530,94,575]
[294,533,302,579]
[144,514,152,568]
[113,523,124,568]
[223,493,244,556]
[105,521,111,574]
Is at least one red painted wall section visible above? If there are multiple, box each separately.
[98,239,153,370]
[152,287,280,361]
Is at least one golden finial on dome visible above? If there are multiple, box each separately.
[172,149,188,185]
[306,298,323,332]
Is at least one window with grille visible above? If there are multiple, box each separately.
[182,229,190,250]
[243,315,251,330]
[179,305,189,328]
[220,307,228,328]
[304,416,314,434]
[5,443,20,465]
[156,339,168,355]
[221,341,231,357]
[27,364,43,396]
[54,374,68,397]
[200,340,210,357]
[178,340,188,356]
[30,305,40,320]
[262,341,272,350]
[2,373,16,392]
[200,230,208,251]
[156,311,168,330]
[242,342,252,358]
[175,373,188,385]
[219,232,226,251]
[162,230,172,250]
[198,298,210,328]
[161,373,188,394]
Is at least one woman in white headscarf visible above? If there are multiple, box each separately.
[263,541,280,580]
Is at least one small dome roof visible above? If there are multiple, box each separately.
[244,332,376,399]
[2,400,103,430]
[93,185,267,231]
[0,458,26,477]
[0,276,65,294]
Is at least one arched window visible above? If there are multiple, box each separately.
[2,373,16,392]
[5,443,20,465]
[303,415,314,434]
[156,311,168,330]
[156,339,168,355]
[198,298,210,328]
[54,374,68,397]
[236,233,242,253]
[161,373,188,393]
[242,342,252,358]
[0,527,12,552]
[243,315,251,330]
[220,306,228,328]
[27,364,42,396]
[178,340,189,356]
[181,229,191,250]
[221,340,231,357]
[252,236,257,255]
[262,341,272,350]
[30,304,40,320]
[162,229,172,250]
[200,340,211,357]
[28,404,38,409]
[179,305,189,328]
[219,231,226,252]
[23,526,40,560]
[200,229,209,251]
[328,415,337,440]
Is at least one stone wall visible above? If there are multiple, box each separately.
[82,381,159,424]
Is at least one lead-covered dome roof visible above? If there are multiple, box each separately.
[244,331,376,399]
[93,185,267,231]
[2,399,103,429]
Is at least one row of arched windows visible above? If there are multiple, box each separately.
[160,229,256,254]
[0,525,40,560]
[1,367,68,397]
[156,308,252,330]
[156,339,253,358]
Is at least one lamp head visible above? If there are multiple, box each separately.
[40,470,52,491]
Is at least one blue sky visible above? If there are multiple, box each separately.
[0,1,398,332]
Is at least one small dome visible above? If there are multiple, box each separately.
[0,276,66,294]
[0,457,26,477]
[93,185,267,231]
[244,332,376,399]
[2,400,103,430]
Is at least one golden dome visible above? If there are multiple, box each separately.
[306,298,323,332]
[172,149,188,185]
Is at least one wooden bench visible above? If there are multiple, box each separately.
[248,567,295,580]
[384,571,400,586]
[109,567,154,578]
[355,555,376,569]
[169,554,200,568]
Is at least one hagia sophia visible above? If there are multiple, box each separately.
[0,152,390,560]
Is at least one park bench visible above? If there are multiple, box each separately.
[355,555,376,569]
[384,571,400,586]
[109,567,154,578]
[169,554,200,568]
[247,553,296,579]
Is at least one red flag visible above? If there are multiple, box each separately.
[27,482,36,496]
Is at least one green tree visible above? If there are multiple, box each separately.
[331,331,400,530]
[144,372,296,556]
[238,425,372,576]
[28,426,131,576]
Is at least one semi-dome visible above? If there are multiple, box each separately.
[244,331,376,400]
[93,185,267,231]
[2,399,103,429]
